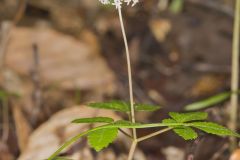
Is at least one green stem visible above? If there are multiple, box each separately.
[230,0,240,149]
[137,127,172,142]
[118,128,133,139]
[47,130,89,160]
[127,127,172,160]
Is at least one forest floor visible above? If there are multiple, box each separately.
[0,0,237,160]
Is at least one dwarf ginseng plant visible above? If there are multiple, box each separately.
[48,1,240,160]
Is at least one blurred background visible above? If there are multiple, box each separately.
[0,0,238,160]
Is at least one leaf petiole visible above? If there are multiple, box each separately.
[137,127,172,142]
[118,128,133,139]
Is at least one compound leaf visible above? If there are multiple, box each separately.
[191,122,240,137]
[184,92,230,111]
[88,128,118,151]
[169,112,208,123]
[48,119,240,160]
[173,126,198,140]
[72,117,114,124]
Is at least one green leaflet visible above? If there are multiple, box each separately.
[88,101,161,112]
[184,92,230,111]
[88,101,129,112]
[72,117,114,124]
[190,122,240,137]
[162,118,198,140]
[134,103,161,112]
[169,112,208,123]
[87,128,118,151]
[162,118,177,124]
[173,127,198,140]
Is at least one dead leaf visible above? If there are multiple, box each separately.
[78,28,101,56]
[18,105,134,160]
[188,74,225,97]
[5,26,116,96]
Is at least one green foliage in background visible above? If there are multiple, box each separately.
[184,92,233,111]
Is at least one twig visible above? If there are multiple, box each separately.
[117,8,137,139]
[31,44,42,124]
[229,0,240,150]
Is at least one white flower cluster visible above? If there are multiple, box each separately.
[99,0,139,9]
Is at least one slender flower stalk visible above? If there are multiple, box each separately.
[117,8,137,139]
[117,7,138,160]
[98,0,139,140]
[98,1,139,159]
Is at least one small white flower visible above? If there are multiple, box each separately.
[98,0,139,9]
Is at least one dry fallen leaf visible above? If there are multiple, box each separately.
[18,105,146,160]
[5,26,116,96]
[188,74,225,97]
